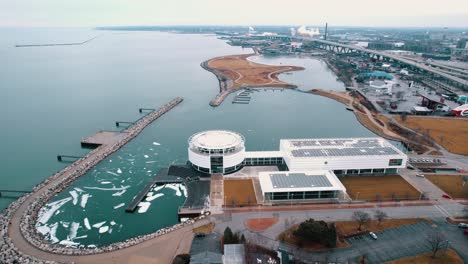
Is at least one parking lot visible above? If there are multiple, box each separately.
[346,222,436,263]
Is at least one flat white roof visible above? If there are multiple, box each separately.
[281,137,406,159]
[245,151,283,158]
[259,170,346,193]
[189,130,244,149]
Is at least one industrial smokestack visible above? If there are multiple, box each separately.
[324,23,328,40]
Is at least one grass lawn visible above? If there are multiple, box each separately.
[386,249,463,264]
[426,174,468,199]
[339,175,421,201]
[394,116,468,156]
[224,179,257,207]
[335,218,430,236]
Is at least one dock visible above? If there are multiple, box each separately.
[125,169,184,212]
[232,89,253,104]
[81,130,129,148]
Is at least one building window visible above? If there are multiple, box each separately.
[385,168,398,174]
[389,159,403,166]
[333,170,344,175]
[304,191,319,199]
[272,192,288,200]
[347,169,359,175]
[320,191,336,199]
[290,192,304,200]
[359,169,372,174]
[373,168,385,174]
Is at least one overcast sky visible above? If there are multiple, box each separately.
[1,0,467,28]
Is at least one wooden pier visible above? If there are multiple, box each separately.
[0,190,30,198]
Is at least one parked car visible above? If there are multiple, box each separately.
[194,233,206,238]
[458,223,468,229]
[442,194,452,199]
[407,164,415,170]
[416,173,425,178]
[369,232,378,240]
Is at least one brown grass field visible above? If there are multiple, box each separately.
[245,218,279,232]
[193,223,215,234]
[426,174,468,199]
[386,249,463,264]
[339,175,421,201]
[394,116,468,155]
[335,218,429,235]
[207,54,304,89]
[224,179,257,207]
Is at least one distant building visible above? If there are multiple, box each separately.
[456,38,468,49]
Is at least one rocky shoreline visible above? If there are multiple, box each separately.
[0,97,192,263]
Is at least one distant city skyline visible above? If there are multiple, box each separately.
[1,0,468,28]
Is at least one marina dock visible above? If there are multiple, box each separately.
[125,170,184,213]
[81,130,129,148]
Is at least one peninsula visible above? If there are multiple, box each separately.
[201,53,304,106]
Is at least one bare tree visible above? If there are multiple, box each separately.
[374,210,388,226]
[426,231,446,258]
[352,211,371,231]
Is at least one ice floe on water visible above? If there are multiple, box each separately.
[49,223,59,244]
[69,190,79,205]
[37,197,72,224]
[69,222,80,240]
[152,185,165,192]
[152,142,161,146]
[180,185,187,197]
[84,185,129,191]
[144,155,149,158]
[100,181,112,184]
[37,225,50,235]
[112,189,126,196]
[106,171,119,176]
[137,201,151,213]
[110,221,116,226]
[92,221,106,229]
[99,226,109,234]
[117,168,122,174]
[165,184,182,197]
[146,161,156,164]
[74,187,84,193]
[80,193,91,208]
[146,193,164,202]
[84,218,91,230]
[59,240,79,248]
[75,235,88,240]
[113,203,125,209]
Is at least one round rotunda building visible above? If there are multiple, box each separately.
[188,130,245,174]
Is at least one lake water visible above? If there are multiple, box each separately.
[1,29,374,247]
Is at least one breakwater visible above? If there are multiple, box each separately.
[200,60,235,107]
[0,98,185,262]
[15,36,100,48]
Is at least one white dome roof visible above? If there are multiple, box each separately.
[189,130,244,149]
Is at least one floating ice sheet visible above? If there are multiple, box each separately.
[92,221,106,229]
[137,202,151,213]
[99,226,109,233]
[80,193,90,208]
[69,190,78,205]
[84,218,91,230]
[152,142,161,146]
[113,203,125,209]
[38,197,72,224]
[146,193,164,202]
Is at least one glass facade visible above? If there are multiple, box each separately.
[243,157,284,166]
[265,190,338,201]
[389,159,403,166]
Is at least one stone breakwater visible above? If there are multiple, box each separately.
[1,97,185,263]
[200,60,235,107]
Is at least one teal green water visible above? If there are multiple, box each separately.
[1,29,374,247]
